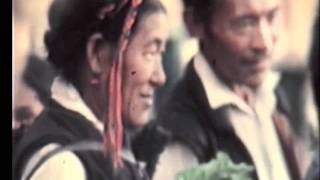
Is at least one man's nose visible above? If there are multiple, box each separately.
[150,58,166,87]
[251,19,277,56]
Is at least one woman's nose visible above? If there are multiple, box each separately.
[150,58,166,87]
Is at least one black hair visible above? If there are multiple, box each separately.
[182,0,223,24]
[44,0,166,87]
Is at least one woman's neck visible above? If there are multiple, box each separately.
[78,68,105,122]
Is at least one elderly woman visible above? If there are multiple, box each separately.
[13,0,169,179]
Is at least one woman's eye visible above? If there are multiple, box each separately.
[145,50,159,59]
[143,41,166,60]
[144,45,160,58]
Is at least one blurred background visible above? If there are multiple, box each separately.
[13,0,319,173]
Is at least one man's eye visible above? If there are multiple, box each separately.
[235,18,256,28]
[267,11,277,23]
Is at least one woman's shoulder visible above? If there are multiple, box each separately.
[13,106,87,180]
[21,143,86,180]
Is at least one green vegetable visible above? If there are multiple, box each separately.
[176,152,254,180]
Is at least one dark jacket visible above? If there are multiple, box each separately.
[13,99,149,180]
[159,60,301,180]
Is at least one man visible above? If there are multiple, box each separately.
[154,0,303,179]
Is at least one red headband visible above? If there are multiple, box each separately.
[99,0,143,167]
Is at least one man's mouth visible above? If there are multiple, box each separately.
[242,58,269,72]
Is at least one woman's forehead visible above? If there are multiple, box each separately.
[132,12,169,45]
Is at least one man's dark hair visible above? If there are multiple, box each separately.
[44,0,166,87]
[182,0,223,24]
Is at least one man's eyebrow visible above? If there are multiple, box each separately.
[231,14,257,25]
[235,6,279,20]
[267,6,279,15]
[237,14,256,20]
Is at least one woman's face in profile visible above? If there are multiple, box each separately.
[122,12,169,127]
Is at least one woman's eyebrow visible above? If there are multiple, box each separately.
[144,38,164,49]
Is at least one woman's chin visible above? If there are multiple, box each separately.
[129,112,151,128]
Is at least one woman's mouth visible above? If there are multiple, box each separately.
[140,93,153,107]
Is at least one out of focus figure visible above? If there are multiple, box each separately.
[13,0,56,148]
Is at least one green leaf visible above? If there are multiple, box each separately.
[176,151,254,180]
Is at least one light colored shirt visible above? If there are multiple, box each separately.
[153,143,198,180]
[154,52,290,180]
[21,76,104,180]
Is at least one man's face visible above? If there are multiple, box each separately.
[202,0,281,88]
[122,13,169,128]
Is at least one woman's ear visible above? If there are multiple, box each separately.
[86,33,113,74]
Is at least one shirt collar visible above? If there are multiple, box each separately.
[193,52,280,114]
[51,76,104,134]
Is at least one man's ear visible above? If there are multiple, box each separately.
[86,33,113,74]
[183,8,204,38]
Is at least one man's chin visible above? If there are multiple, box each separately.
[241,73,266,89]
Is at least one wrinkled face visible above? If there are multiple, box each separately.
[122,12,169,127]
[203,0,281,88]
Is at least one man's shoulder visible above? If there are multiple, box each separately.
[159,62,205,135]
[160,59,206,118]
[158,61,216,161]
